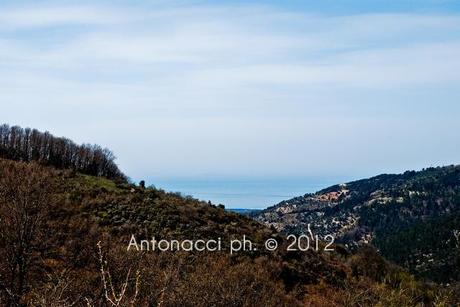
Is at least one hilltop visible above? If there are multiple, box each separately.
[0,124,126,180]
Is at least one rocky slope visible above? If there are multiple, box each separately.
[256,165,460,282]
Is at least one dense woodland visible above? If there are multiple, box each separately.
[335,166,460,281]
[259,165,460,283]
[0,124,126,181]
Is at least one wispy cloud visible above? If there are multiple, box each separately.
[1,2,459,178]
[0,6,130,28]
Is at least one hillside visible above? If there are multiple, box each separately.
[0,161,452,306]
[0,157,424,307]
[256,166,460,283]
[0,127,458,305]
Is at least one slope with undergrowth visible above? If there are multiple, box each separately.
[0,122,458,306]
[257,165,460,283]
[0,158,457,305]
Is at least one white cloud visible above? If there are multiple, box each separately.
[0,6,130,28]
[1,3,459,178]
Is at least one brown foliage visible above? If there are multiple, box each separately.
[0,124,125,180]
[0,158,458,306]
[0,161,52,306]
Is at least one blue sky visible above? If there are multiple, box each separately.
[1,0,460,184]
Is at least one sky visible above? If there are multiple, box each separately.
[1,0,460,191]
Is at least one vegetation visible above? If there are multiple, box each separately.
[0,158,458,306]
[0,126,458,305]
[258,165,460,283]
[0,124,126,180]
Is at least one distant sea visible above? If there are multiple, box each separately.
[149,177,348,209]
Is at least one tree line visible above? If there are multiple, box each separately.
[0,124,126,180]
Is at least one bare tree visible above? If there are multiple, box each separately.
[0,124,126,180]
[88,242,141,307]
[0,162,52,306]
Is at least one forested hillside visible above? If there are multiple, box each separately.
[0,124,125,180]
[0,128,457,305]
[257,166,460,282]
[2,158,447,306]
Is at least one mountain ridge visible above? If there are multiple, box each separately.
[256,164,460,282]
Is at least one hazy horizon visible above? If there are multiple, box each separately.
[149,175,356,209]
[148,162,458,209]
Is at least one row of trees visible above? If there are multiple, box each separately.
[0,124,126,180]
